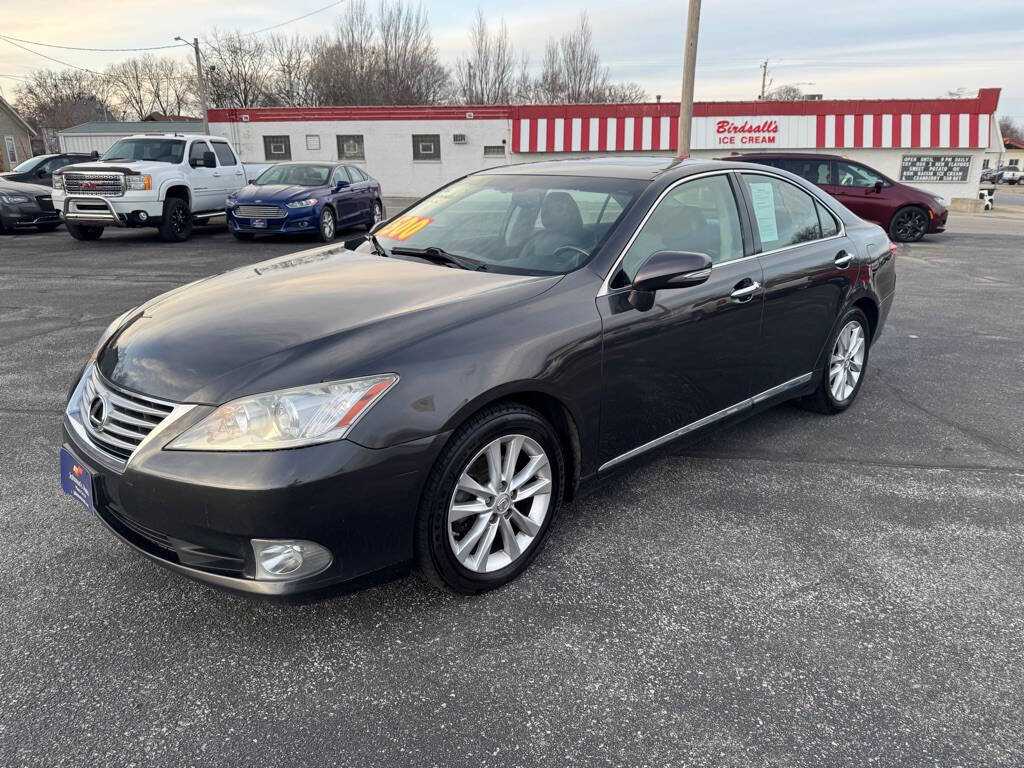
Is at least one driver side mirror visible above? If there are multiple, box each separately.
[37,169,47,178]
[334,179,350,192]
[872,179,883,193]
[90,151,99,160]
[628,250,712,312]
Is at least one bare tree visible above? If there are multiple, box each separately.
[765,84,804,101]
[604,81,647,103]
[267,34,317,107]
[106,56,156,120]
[202,29,274,108]
[309,0,379,105]
[147,57,197,117]
[454,9,517,104]
[15,69,111,131]
[998,116,1023,143]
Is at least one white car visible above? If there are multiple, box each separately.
[995,165,1022,185]
[51,134,269,242]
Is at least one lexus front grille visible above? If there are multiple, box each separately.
[77,367,177,464]
[234,204,287,219]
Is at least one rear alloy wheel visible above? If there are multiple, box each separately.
[415,403,564,593]
[317,206,336,242]
[66,223,104,241]
[368,200,383,229]
[800,307,871,414]
[889,206,928,242]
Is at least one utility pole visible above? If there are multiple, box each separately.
[760,59,770,100]
[677,0,701,158]
[176,36,209,132]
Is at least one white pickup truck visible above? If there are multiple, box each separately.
[52,133,269,242]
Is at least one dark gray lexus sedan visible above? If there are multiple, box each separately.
[61,157,896,596]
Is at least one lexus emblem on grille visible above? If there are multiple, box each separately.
[81,180,97,191]
[88,395,109,430]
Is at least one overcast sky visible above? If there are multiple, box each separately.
[2,0,1022,119]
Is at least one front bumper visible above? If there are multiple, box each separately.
[227,207,321,234]
[55,194,164,227]
[62,414,448,596]
[1,200,60,229]
[929,207,948,233]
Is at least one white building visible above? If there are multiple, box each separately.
[134,89,1002,204]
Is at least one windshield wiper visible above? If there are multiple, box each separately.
[389,246,487,271]
[367,233,389,257]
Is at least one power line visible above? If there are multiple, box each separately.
[242,0,348,36]
[0,34,189,52]
[0,36,105,75]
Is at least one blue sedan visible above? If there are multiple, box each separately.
[226,162,384,242]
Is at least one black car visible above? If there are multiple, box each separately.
[60,157,896,596]
[1,152,92,187]
[0,179,61,233]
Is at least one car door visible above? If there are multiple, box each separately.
[329,166,359,224]
[736,171,855,394]
[187,140,220,212]
[832,160,890,227]
[210,141,245,196]
[597,172,765,467]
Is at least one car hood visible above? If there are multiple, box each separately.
[234,184,323,202]
[0,178,50,195]
[60,160,172,175]
[97,247,561,404]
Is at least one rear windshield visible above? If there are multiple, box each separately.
[255,164,332,186]
[374,173,645,275]
[101,139,185,164]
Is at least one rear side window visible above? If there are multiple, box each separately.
[741,173,822,250]
[816,201,839,237]
[779,158,833,186]
[211,142,237,166]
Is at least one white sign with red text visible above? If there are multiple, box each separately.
[690,115,816,151]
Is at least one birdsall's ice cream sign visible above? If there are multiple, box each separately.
[688,115,820,149]
[713,119,780,145]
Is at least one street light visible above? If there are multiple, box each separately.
[176,36,209,133]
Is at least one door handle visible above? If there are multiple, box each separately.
[730,281,761,302]
[212,172,221,177]
[834,250,853,268]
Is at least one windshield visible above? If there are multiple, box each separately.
[101,139,185,164]
[374,174,645,275]
[255,164,332,186]
[12,156,45,173]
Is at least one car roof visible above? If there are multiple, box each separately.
[479,155,748,181]
[728,152,849,161]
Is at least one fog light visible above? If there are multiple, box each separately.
[251,539,332,581]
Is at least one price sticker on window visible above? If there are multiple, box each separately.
[377,215,433,240]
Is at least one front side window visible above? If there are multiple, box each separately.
[101,138,185,164]
[619,174,744,283]
[741,173,822,250]
[211,142,237,166]
[337,135,365,161]
[779,158,833,186]
[412,134,440,161]
[263,135,292,161]
[254,164,331,186]
[835,161,885,188]
[189,141,213,167]
[373,173,644,276]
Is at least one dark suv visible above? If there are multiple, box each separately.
[730,153,947,242]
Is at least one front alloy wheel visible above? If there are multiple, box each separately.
[889,207,928,242]
[448,435,552,573]
[317,207,335,242]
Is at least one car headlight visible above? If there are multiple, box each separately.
[166,374,398,451]
[52,175,64,190]
[125,174,152,191]
[0,193,31,204]
[285,198,318,208]
[931,195,948,207]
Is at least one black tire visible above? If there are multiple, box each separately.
[799,307,871,415]
[366,199,383,230]
[66,223,104,241]
[37,223,61,232]
[232,231,255,241]
[158,197,193,242]
[414,403,565,594]
[888,206,928,243]
[316,206,336,242]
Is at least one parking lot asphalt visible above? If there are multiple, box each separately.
[1,213,1022,768]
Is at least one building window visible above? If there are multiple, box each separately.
[306,134,321,151]
[263,135,291,161]
[3,136,17,168]
[337,134,365,161]
[483,145,506,157]
[982,159,990,169]
[412,134,440,161]
[1011,159,1020,167]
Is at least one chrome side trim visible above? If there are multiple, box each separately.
[598,372,814,473]
[751,372,813,405]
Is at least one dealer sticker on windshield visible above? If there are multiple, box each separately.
[60,448,95,514]
[376,215,433,240]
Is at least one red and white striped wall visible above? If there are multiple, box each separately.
[510,89,1000,153]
